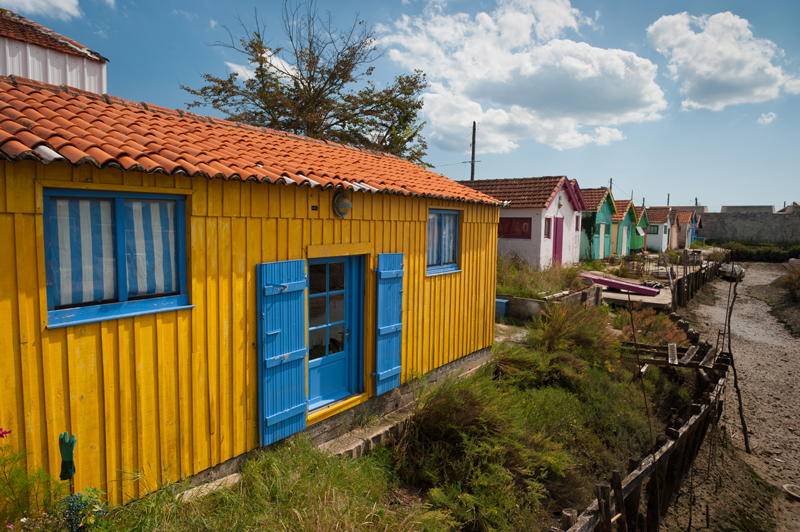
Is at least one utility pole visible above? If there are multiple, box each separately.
[695,197,698,207]
[609,178,613,191]
[667,194,670,206]
[470,121,476,181]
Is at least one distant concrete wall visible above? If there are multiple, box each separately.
[720,205,775,213]
[697,212,800,244]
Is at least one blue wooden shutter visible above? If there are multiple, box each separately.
[375,253,403,395]
[257,260,308,446]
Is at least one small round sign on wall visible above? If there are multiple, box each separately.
[333,192,352,217]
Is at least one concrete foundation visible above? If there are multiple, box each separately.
[498,284,603,320]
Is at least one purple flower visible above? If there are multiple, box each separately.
[0,428,10,439]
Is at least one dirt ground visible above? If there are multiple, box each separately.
[664,262,800,531]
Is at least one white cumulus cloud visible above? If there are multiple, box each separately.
[647,12,800,111]
[2,0,81,20]
[757,112,776,125]
[379,0,665,153]
[171,9,197,21]
[210,19,217,30]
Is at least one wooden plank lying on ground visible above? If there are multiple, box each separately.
[699,348,720,369]
[668,344,678,365]
[679,345,698,364]
[580,273,661,296]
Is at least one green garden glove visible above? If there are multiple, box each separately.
[59,432,77,481]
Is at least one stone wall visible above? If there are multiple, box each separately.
[697,212,800,244]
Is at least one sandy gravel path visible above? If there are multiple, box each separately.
[690,263,800,530]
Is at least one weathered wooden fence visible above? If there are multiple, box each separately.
[554,349,729,532]
[672,251,730,308]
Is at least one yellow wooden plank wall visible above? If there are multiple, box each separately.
[0,160,498,504]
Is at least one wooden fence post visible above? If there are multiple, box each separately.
[611,470,628,532]
[646,435,669,532]
[561,509,577,530]
[597,482,612,530]
[625,457,643,531]
[660,428,686,516]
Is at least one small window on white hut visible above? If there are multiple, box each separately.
[427,210,459,275]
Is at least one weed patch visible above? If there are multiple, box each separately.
[777,266,800,301]
[496,254,583,299]
[395,373,568,531]
[0,444,65,525]
[107,437,438,532]
[612,305,690,347]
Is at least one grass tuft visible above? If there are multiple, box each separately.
[612,305,691,347]
[107,436,437,532]
[496,254,583,299]
[777,265,800,302]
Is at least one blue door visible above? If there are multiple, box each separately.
[307,256,363,411]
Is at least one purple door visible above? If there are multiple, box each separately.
[553,217,564,264]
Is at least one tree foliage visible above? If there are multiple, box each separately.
[182,2,430,166]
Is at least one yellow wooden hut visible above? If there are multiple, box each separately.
[0,74,500,503]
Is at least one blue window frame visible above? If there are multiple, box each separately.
[426,209,459,275]
[43,188,190,328]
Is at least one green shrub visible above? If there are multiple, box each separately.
[778,266,800,302]
[526,303,617,365]
[495,344,587,393]
[0,443,65,525]
[612,306,690,347]
[721,241,800,262]
[581,260,606,271]
[110,436,437,532]
[396,373,568,531]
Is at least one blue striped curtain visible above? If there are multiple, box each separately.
[124,200,178,297]
[427,212,440,266]
[441,213,457,264]
[48,198,117,307]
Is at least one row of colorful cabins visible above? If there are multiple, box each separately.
[462,178,702,269]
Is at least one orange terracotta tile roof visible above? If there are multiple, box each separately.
[634,205,647,222]
[458,176,570,209]
[646,207,671,224]
[612,199,636,222]
[676,210,695,224]
[0,10,107,62]
[581,187,612,212]
[0,76,499,205]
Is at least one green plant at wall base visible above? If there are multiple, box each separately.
[109,436,440,532]
[0,441,66,525]
[61,489,106,532]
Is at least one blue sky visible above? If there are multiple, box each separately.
[3,0,800,211]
